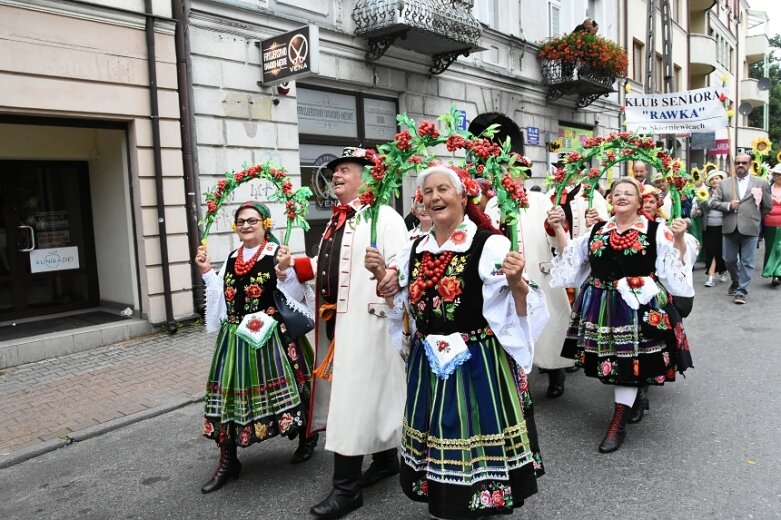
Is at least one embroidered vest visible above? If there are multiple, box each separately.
[408,229,492,336]
[223,251,277,324]
[588,220,658,281]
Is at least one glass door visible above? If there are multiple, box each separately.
[0,161,99,320]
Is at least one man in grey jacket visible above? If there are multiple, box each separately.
[711,153,772,304]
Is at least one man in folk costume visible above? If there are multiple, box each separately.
[278,147,408,519]
[485,177,575,397]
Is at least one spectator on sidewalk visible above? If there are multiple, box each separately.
[277,146,408,519]
[194,201,318,494]
[762,164,781,286]
[691,170,728,287]
[711,153,772,304]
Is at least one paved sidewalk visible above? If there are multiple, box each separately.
[0,324,213,464]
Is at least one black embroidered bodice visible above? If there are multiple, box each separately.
[587,220,658,281]
[408,230,492,336]
[223,251,277,324]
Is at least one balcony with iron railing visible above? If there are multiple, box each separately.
[352,0,482,74]
[537,32,627,108]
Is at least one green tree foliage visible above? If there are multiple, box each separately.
[748,34,780,157]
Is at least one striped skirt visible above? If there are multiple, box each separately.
[561,280,685,386]
[202,322,314,447]
[400,335,543,519]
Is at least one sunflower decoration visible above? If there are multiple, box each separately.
[702,161,719,175]
[691,167,702,186]
[776,150,781,164]
[752,136,772,156]
[695,185,710,201]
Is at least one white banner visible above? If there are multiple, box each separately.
[29,247,80,274]
[625,87,728,134]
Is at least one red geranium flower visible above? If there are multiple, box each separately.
[247,318,262,332]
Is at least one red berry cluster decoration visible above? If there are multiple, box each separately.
[395,130,413,151]
[446,134,467,152]
[467,138,501,160]
[501,174,529,208]
[417,120,440,139]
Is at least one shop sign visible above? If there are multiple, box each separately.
[527,127,540,145]
[625,87,728,134]
[29,247,80,274]
[297,89,358,138]
[259,25,319,86]
[34,211,68,231]
[455,110,468,131]
[363,98,398,141]
[557,125,594,151]
[707,138,730,155]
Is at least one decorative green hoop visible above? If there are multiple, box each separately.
[199,161,312,246]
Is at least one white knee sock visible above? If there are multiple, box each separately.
[614,386,638,406]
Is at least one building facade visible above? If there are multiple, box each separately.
[187,0,623,259]
[0,0,197,351]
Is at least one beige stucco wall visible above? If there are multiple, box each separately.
[0,2,193,323]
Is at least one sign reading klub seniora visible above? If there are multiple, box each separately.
[259,25,320,85]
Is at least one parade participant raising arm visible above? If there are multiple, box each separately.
[366,165,549,520]
[549,177,696,453]
[276,147,408,520]
[194,201,318,494]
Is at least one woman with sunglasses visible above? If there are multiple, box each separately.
[193,201,318,494]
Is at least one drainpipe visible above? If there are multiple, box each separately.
[145,0,177,333]
[172,0,205,315]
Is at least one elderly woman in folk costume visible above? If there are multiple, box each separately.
[193,201,318,494]
[366,164,549,519]
[641,184,668,223]
[762,164,781,286]
[691,170,729,287]
[548,177,697,453]
[484,174,575,397]
[408,188,434,241]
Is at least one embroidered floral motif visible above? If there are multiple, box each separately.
[278,412,294,433]
[203,420,215,436]
[437,340,450,353]
[643,309,671,330]
[450,229,467,244]
[409,254,468,322]
[468,483,514,511]
[239,425,252,446]
[411,478,429,496]
[243,272,271,312]
[254,422,269,440]
[590,236,607,256]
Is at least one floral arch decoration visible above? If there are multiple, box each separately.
[360,106,532,250]
[199,162,313,245]
[546,131,695,222]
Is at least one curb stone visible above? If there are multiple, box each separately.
[0,393,204,469]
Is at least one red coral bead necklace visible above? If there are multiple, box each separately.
[416,251,455,289]
[608,228,640,251]
[234,239,268,276]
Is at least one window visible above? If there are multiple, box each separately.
[655,53,663,92]
[674,64,682,91]
[632,40,644,82]
[476,0,500,30]
[548,2,560,36]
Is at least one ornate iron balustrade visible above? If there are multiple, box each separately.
[352,0,481,74]
[540,59,616,108]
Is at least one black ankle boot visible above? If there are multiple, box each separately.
[201,440,241,494]
[598,403,629,453]
[546,369,566,398]
[628,387,649,424]
[292,431,319,464]
[310,453,363,519]
[359,448,400,488]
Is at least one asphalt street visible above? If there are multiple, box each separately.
[1,268,780,520]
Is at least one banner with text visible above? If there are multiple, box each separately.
[625,87,728,134]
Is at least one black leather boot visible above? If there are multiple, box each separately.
[201,440,241,493]
[292,431,319,464]
[598,403,629,454]
[628,386,649,424]
[545,369,566,398]
[310,453,363,519]
[358,448,400,488]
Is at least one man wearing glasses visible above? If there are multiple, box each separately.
[710,153,772,304]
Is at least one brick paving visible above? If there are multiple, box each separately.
[0,325,214,455]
